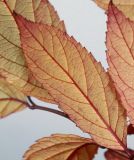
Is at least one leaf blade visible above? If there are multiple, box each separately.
[106,3,134,125]
[24,134,98,160]
[32,0,66,31]
[105,150,129,160]
[92,0,134,20]
[16,15,127,150]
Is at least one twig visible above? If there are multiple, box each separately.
[27,96,37,106]
[27,96,69,119]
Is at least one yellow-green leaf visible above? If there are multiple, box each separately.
[24,134,98,160]
[0,0,65,103]
[0,77,26,118]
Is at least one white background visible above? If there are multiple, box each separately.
[0,0,133,159]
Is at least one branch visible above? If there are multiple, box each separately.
[27,96,69,119]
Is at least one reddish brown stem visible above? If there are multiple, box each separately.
[27,96,69,119]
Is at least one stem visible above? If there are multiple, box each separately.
[0,97,69,119]
[27,96,69,119]
[27,96,37,106]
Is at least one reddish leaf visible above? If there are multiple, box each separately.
[106,3,134,125]
[128,124,134,135]
[15,14,127,150]
[105,150,129,160]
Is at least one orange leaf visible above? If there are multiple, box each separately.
[0,0,65,103]
[0,77,26,118]
[24,134,98,160]
[92,0,134,20]
[106,3,134,125]
[15,15,127,150]
[105,150,129,160]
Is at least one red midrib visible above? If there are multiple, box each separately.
[4,0,128,152]
[31,0,36,21]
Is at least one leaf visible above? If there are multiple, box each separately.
[15,15,127,150]
[106,3,134,125]
[32,0,66,31]
[24,134,98,160]
[128,124,134,135]
[14,0,66,31]
[92,0,134,20]
[105,150,129,160]
[0,77,26,118]
[0,0,65,103]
